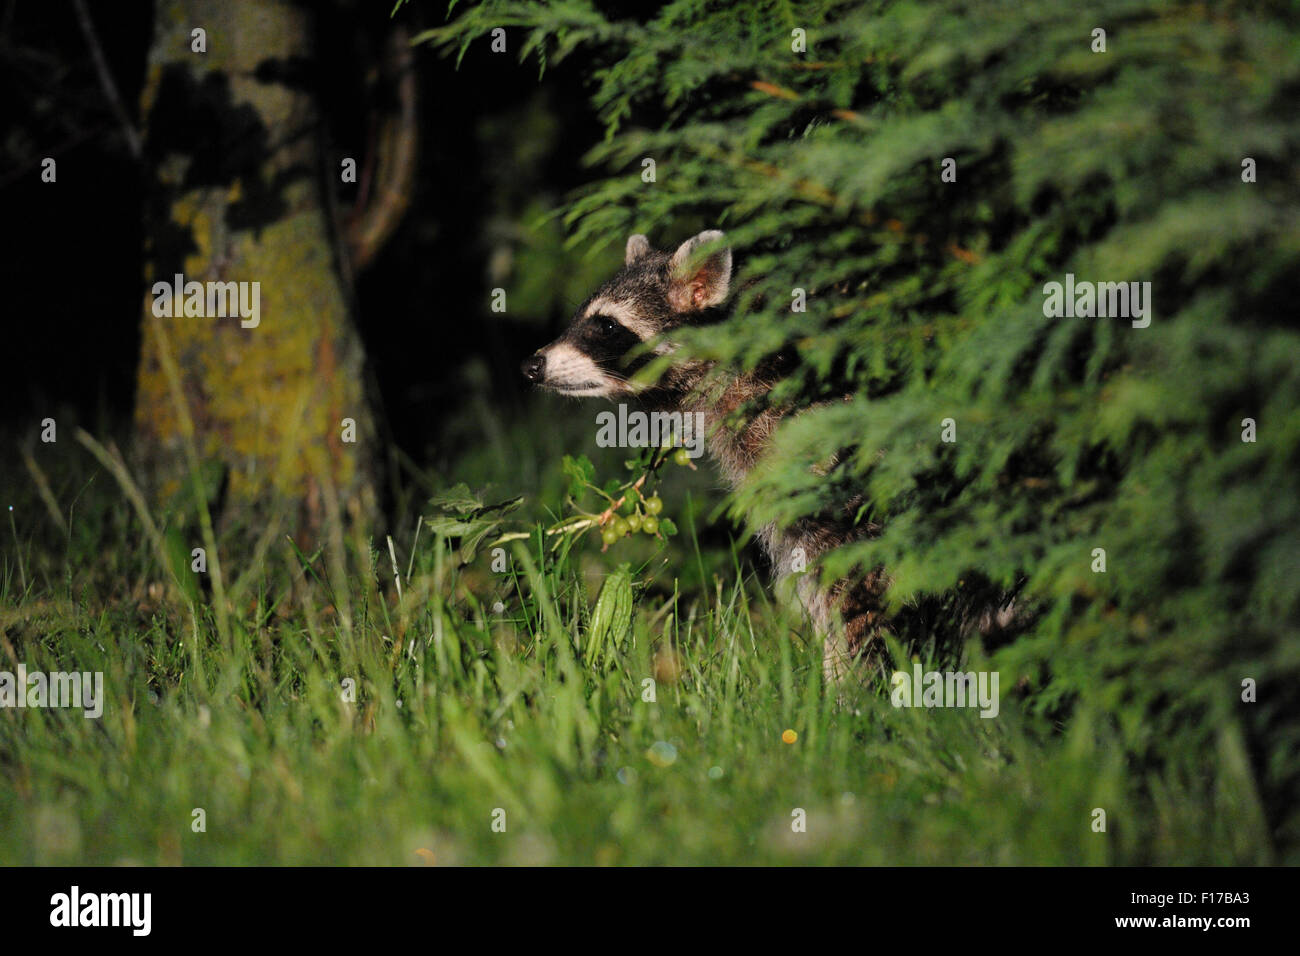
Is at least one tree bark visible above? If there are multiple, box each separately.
[134,0,376,546]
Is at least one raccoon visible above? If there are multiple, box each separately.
[522,230,1014,681]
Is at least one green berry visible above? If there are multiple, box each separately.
[673,448,691,466]
[601,527,620,547]
[644,496,663,516]
[642,516,659,535]
[611,516,630,537]
[626,513,643,533]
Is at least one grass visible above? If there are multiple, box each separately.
[0,398,1280,865]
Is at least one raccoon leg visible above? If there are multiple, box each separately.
[772,522,893,684]
[797,572,891,685]
[821,625,853,685]
[791,574,850,683]
[832,571,895,685]
[973,599,1018,636]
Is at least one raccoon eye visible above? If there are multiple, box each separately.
[593,315,621,336]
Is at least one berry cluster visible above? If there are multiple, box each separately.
[601,490,664,546]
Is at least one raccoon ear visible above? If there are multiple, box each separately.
[667,230,731,311]
[625,234,651,266]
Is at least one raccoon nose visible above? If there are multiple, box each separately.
[521,353,545,383]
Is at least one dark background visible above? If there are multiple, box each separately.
[0,0,621,459]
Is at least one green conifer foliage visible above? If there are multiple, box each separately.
[416,1,1300,846]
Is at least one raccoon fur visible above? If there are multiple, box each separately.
[522,230,1014,681]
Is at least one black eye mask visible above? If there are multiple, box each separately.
[569,314,647,371]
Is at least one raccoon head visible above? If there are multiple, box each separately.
[521,230,731,398]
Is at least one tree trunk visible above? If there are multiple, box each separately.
[134,0,376,547]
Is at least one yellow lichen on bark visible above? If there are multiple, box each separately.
[134,0,375,540]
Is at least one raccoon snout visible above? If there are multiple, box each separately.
[521,353,546,384]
